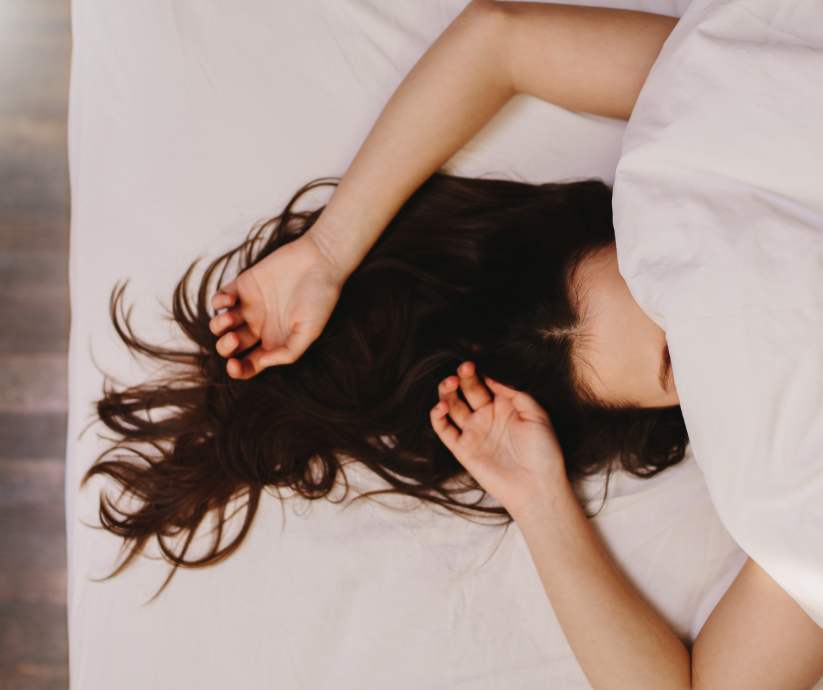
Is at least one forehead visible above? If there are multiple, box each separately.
[566,244,657,407]
[565,247,616,399]
[568,245,618,325]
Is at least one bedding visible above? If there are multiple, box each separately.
[612,0,823,631]
[67,1,762,688]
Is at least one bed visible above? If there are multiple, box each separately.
[66,1,798,687]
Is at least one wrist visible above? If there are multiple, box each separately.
[303,222,356,285]
[511,472,578,529]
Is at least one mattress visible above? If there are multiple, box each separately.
[66,1,752,688]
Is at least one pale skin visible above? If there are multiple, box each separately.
[208,1,823,686]
[570,241,679,409]
[434,361,823,690]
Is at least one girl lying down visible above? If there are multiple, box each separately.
[85,2,823,688]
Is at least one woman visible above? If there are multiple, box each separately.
[89,2,823,688]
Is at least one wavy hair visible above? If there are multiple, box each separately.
[82,170,689,598]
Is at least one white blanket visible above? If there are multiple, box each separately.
[67,1,762,688]
[613,0,823,630]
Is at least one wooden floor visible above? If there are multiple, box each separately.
[0,1,72,688]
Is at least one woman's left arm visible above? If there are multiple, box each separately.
[517,478,691,689]
[519,486,823,690]
[433,363,823,690]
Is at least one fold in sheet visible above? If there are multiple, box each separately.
[614,0,823,630]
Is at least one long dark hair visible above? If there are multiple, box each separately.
[82,170,688,597]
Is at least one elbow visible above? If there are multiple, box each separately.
[464,0,509,30]
[461,0,516,96]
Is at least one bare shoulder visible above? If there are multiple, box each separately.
[474,1,678,119]
[692,556,823,689]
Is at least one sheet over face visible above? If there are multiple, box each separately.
[613,0,823,630]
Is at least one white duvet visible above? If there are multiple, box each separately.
[613,0,823,629]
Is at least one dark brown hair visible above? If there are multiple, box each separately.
[82,170,688,598]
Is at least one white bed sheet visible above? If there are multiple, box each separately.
[613,0,823,632]
[67,2,755,688]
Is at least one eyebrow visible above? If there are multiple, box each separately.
[658,343,672,393]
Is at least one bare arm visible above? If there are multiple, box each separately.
[308,0,677,280]
[209,1,675,376]
[690,557,823,689]
[518,482,823,690]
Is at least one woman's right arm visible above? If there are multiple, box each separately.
[211,1,676,378]
[308,0,677,280]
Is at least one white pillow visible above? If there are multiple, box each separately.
[612,0,823,628]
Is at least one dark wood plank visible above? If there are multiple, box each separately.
[0,459,66,605]
[0,118,69,218]
[0,602,69,690]
[0,355,67,414]
[0,216,68,253]
[0,1,81,688]
[0,414,67,461]
[0,285,68,354]
[0,458,65,506]
[2,250,67,288]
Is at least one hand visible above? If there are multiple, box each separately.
[209,233,345,380]
[430,360,569,522]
